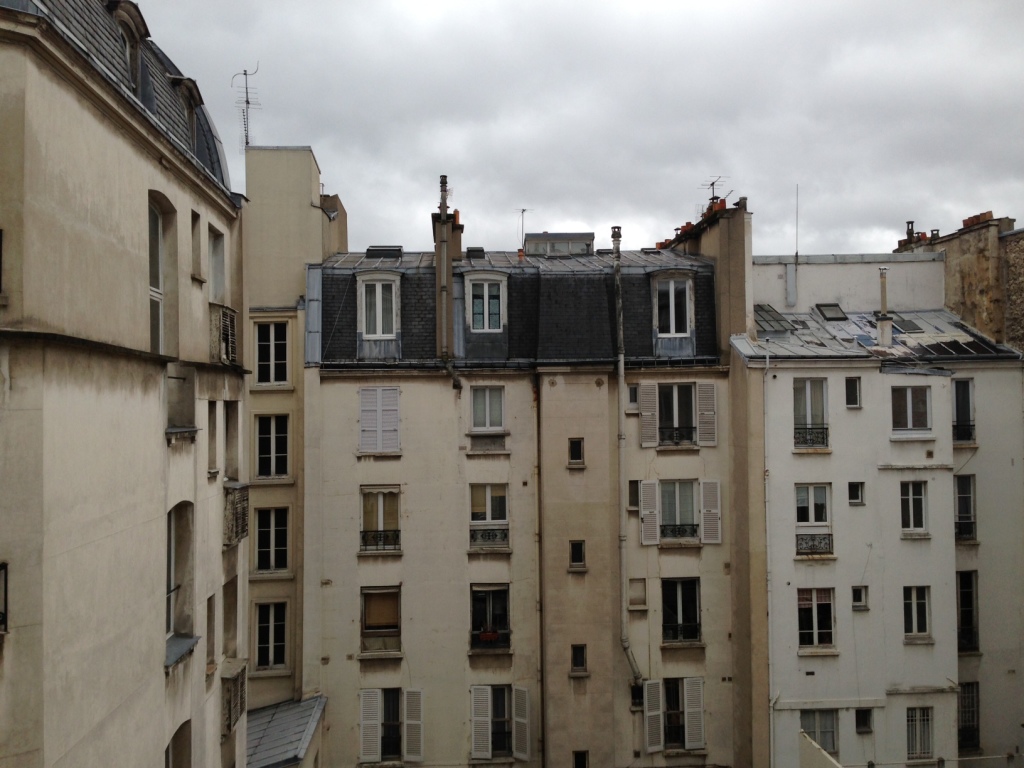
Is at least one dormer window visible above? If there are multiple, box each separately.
[171,78,203,153]
[108,2,149,99]
[357,273,400,340]
[654,275,693,337]
[465,272,507,333]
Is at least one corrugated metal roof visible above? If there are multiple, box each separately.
[247,696,327,768]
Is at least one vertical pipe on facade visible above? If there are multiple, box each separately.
[613,226,643,684]
[439,175,449,359]
[764,338,777,768]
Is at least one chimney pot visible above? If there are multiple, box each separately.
[906,221,914,239]
[931,229,939,239]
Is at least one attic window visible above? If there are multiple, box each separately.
[366,246,403,259]
[816,303,847,322]
[892,313,924,333]
[466,247,485,259]
[754,304,795,332]
[108,2,149,97]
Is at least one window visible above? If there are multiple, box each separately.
[800,710,838,756]
[644,678,704,752]
[900,481,927,532]
[256,415,289,477]
[794,379,828,447]
[906,707,933,760]
[569,541,586,567]
[471,585,510,649]
[166,503,194,638]
[797,588,834,647]
[845,377,861,407]
[568,438,584,465]
[892,385,930,431]
[149,204,164,353]
[855,708,872,734]
[468,278,503,331]
[359,688,423,763]
[795,485,832,555]
[903,586,930,637]
[361,588,401,653]
[190,210,201,278]
[628,480,640,509]
[209,226,225,304]
[573,751,589,768]
[848,481,864,505]
[255,602,286,669]
[851,586,868,611]
[627,384,639,411]
[953,379,975,442]
[469,484,508,548]
[959,682,980,750]
[361,487,400,552]
[362,279,397,339]
[660,480,698,539]
[656,277,691,336]
[662,578,700,642]
[471,386,503,431]
[955,474,976,540]
[256,508,288,570]
[207,401,218,471]
[205,595,216,670]
[957,571,979,652]
[256,322,288,384]
[0,562,8,633]
[359,387,400,453]
[470,685,529,760]
[658,383,695,445]
[570,644,587,672]
[223,577,237,657]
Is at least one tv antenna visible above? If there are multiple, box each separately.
[515,208,533,249]
[231,63,261,151]
[700,175,729,203]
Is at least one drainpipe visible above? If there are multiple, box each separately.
[439,175,449,360]
[764,339,778,768]
[613,225,643,685]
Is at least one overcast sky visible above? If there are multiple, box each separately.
[143,1,1024,254]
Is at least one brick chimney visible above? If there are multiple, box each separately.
[432,176,464,359]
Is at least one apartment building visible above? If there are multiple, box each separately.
[734,252,1023,766]
[0,1,249,765]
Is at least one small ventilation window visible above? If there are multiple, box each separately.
[366,245,403,259]
[816,303,847,321]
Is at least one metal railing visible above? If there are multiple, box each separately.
[662,622,701,642]
[659,426,696,446]
[470,628,511,649]
[360,530,401,552]
[796,533,833,555]
[661,523,699,539]
[953,422,976,442]
[794,425,829,448]
[958,625,979,652]
[470,524,509,547]
[955,520,977,541]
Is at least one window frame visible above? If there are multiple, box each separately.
[793,378,828,447]
[254,600,287,670]
[149,203,164,354]
[845,376,861,408]
[657,382,696,446]
[470,386,505,432]
[254,507,289,572]
[795,484,829,525]
[360,486,401,552]
[957,571,979,652]
[209,225,225,305]
[952,378,975,442]
[570,644,587,672]
[255,320,289,386]
[797,587,834,647]
[903,586,930,637]
[855,708,873,734]
[569,540,586,568]
[357,273,400,340]
[906,706,933,760]
[361,587,402,653]
[568,438,585,465]
[465,272,507,333]
[891,385,931,431]
[848,481,865,505]
[470,584,511,650]
[660,479,698,540]
[851,585,869,611]
[958,682,980,751]
[900,481,927,533]
[255,414,289,479]
[654,275,694,337]
[955,474,976,541]
[661,577,701,643]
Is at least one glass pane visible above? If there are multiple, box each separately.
[796,486,809,523]
[911,387,928,428]
[490,486,507,521]
[470,485,486,521]
[673,281,687,333]
[363,494,379,531]
[679,385,694,428]
[365,284,377,336]
[679,482,695,525]
[472,389,486,428]
[488,283,500,329]
[472,283,484,329]
[364,592,399,628]
[813,486,827,522]
[657,282,671,333]
[680,580,698,625]
[809,381,825,423]
[380,283,394,336]
[661,483,677,525]
[382,493,399,530]
[489,389,502,427]
[916,593,928,633]
[662,582,679,624]
[892,388,907,428]
[904,588,914,632]
[794,382,807,425]
[274,512,287,568]
[659,385,674,429]
[149,206,161,289]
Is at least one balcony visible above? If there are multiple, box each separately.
[662,622,701,643]
[953,422,976,443]
[955,520,977,541]
[470,628,511,650]
[360,530,401,552]
[469,524,509,548]
[659,426,696,446]
[660,523,699,540]
[958,625,979,653]
[796,533,833,555]
[794,425,829,448]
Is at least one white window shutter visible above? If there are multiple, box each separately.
[404,689,424,762]
[644,679,664,753]
[512,686,530,761]
[639,383,658,448]
[683,677,705,750]
[359,688,382,763]
[380,386,400,452]
[700,480,722,544]
[697,382,717,446]
[359,388,380,452]
[470,685,492,760]
[640,480,660,546]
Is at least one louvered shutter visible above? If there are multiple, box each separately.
[512,686,530,761]
[683,677,705,750]
[644,679,664,753]
[380,386,400,452]
[359,388,380,452]
[697,382,717,446]
[470,685,492,759]
[404,689,424,762]
[359,689,382,763]
[639,383,658,448]
[700,480,722,544]
[640,480,660,546]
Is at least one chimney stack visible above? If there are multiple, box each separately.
[877,267,892,347]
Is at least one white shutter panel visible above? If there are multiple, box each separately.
[700,480,722,544]
[359,388,380,452]
[696,382,717,446]
[470,685,492,759]
[512,686,530,761]
[683,677,705,750]
[639,383,658,448]
[380,386,400,452]
[644,679,664,754]
[359,689,382,763]
[640,480,660,546]
[404,689,424,762]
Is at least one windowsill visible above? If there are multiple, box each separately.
[356,452,402,459]
[568,670,590,678]
[906,759,938,766]
[660,641,705,650]
[625,408,639,416]
[904,635,935,646]
[567,463,586,470]
[797,647,839,657]
[466,450,511,458]
[357,651,404,661]
[792,447,832,454]
[466,429,510,437]
[901,531,931,540]
[190,273,207,284]
[207,468,220,479]
[567,565,588,573]
[852,605,869,612]
[664,748,707,757]
[953,441,979,449]
[165,634,200,669]
[660,540,702,549]
[358,550,403,558]
[846,404,862,410]
[958,650,982,657]
[628,605,648,612]
[849,500,865,506]
[251,384,295,393]
[468,547,512,556]
[468,648,513,657]
[249,667,292,678]
[165,426,199,446]
[956,539,980,547]
[656,444,700,453]
[890,432,935,442]
[362,336,397,342]
[794,554,837,561]
[469,758,514,766]
[250,570,295,581]
[357,761,405,768]
[250,476,295,486]
[626,506,639,514]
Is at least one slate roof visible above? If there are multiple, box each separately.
[0,0,231,192]
[247,696,327,768]
[733,305,1020,362]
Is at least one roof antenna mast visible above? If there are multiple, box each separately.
[231,62,260,151]
[515,208,532,250]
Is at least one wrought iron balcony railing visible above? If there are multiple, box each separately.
[662,622,701,643]
[659,426,697,446]
[955,520,977,541]
[796,533,833,555]
[958,625,979,653]
[953,422,976,442]
[661,523,699,540]
[470,628,511,650]
[794,425,829,448]
[360,529,401,552]
[470,524,509,548]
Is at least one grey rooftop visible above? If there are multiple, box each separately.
[247,695,327,768]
